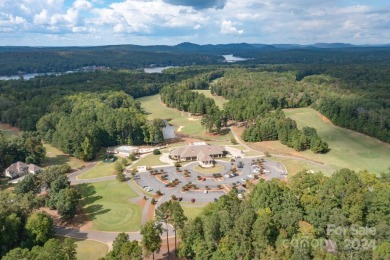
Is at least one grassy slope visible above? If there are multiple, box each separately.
[57,237,108,260]
[283,107,390,174]
[137,94,232,142]
[193,89,228,109]
[78,161,116,179]
[76,180,142,232]
[181,203,206,220]
[0,123,20,139]
[43,143,87,170]
[131,154,168,169]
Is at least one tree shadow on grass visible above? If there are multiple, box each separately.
[43,154,71,167]
[76,183,96,197]
[84,204,111,220]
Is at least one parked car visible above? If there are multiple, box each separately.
[248,174,253,178]
[264,170,271,173]
[224,174,231,178]
[241,178,247,182]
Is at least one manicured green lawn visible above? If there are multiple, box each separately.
[284,107,390,174]
[131,154,168,169]
[193,164,225,174]
[271,157,333,176]
[42,143,87,170]
[181,203,206,220]
[57,237,108,260]
[193,90,228,109]
[137,94,232,141]
[76,180,142,232]
[78,161,116,179]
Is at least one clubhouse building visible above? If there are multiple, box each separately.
[169,142,225,167]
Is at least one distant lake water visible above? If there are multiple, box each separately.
[223,54,248,62]
[0,72,62,81]
[144,66,174,73]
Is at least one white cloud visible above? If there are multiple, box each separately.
[220,20,243,35]
[0,0,390,45]
[73,0,93,10]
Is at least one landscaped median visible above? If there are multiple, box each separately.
[76,180,142,232]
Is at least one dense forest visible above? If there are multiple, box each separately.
[1,46,390,165]
[211,67,390,143]
[179,169,390,259]
[0,164,80,259]
[0,68,217,162]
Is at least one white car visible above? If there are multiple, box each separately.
[224,174,230,178]
[247,174,253,179]
[241,178,247,182]
[264,170,270,173]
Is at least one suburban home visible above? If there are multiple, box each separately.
[169,143,225,167]
[4,161,42,179]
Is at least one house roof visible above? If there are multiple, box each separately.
[5,162,42,178]
[6,161,28,172]
[170,144,225,159]
[29,164,42,172]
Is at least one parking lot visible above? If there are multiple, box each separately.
[133,156,286,204]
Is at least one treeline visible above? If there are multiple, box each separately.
[160,71,226,133]
[211,67,390,143]
[0,132,46,173]
[0,164,79,259]
[0,69,206,131]
[243,110,329,153]
[179,169,390,259]
[0,47,220,75]
[36,92,163,160]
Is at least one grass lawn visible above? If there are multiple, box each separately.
[42,143,87,170]
[181,203,206,220]
[137,94,232,141]
[78,161,116,179]
[131,154,168,169]
[193,164,225,174]
[283,107,390,174]
[193,90,228,109]
[0,123,20,139]
[76,180,142,232]
[245,150,263,157]
[57,237,108,260]
[271,157,333,177]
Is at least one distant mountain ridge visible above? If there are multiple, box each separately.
[1,42,390,75]
[1,42,389,53]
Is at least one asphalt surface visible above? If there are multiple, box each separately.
[134,157,286,206]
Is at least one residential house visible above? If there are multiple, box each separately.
[5,161,42,179]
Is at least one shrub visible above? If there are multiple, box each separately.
[153,149,161,155]
[156,190,163,196]
[174,162,182,167]
[213,173,222,178]
[264,151,271,157]
[171,195,177,200]
[151,198,157,205]
[116,172,126,182]
[128,153,137,161]
[231,138,238,145]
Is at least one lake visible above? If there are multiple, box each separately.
[0,72,62,81]
[222,54,248,62]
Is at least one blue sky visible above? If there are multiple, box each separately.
[0,0,389,46]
